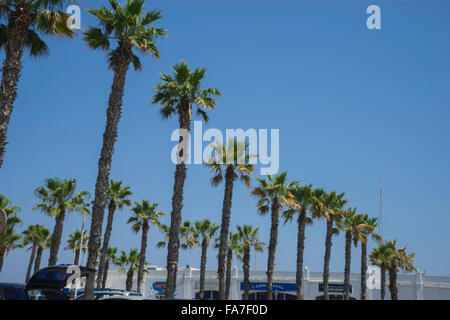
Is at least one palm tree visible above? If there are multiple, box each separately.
[152,61,222,298]
[96,180,132,289]
[21,224,49,282]
[34,229,51,273]
[205,138,255,299]
[338,208,370,300]
[282,184,315,300]
[311,189,347,300]
[0,195,21,272]
[369,242,392,300]
[251,172,298,300]
[101,247,118,289]
[359,215,380,300]
[384,240,416,300]
[83,0,166,300]
[33,177,90,266]
[114,248,144,291]
[0,0,73,168]
[236,224,265,300]
[66,229,88,265]
[157,221,198,250]
[193,219,219,299]
[127,200,164,294]
[223,232,240,299]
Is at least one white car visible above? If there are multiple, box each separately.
[75,290,143,300]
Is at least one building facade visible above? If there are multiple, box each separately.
[103,266,450,300]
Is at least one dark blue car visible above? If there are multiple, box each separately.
[0,283,28,300]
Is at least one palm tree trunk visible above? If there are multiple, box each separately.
[0,247,5,272]
[97,201,116,289]
[25,244,37,282]
[388,267,398,300]
[48,209,65,266]
[243,246,250,300]
[102,259,109,289]
[322,216,334,300]
[74,248,80,265]
[34,246,43,273]
[166,99,191,299]
[360,242,367,300]
[295,208,307,300]
[126,269,134,291]
[137,222,149,294]
[199,240,208,299]
[225,247,233,299]
[380,265,386,300]
[218,165,235,300]
[0,9,31,169]
[266,197,280,301]
[85,44,132,300]
[343,230,352,300]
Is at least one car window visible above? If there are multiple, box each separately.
[0,288,4,300]
[4,288,26,300]
[27,289,47,300]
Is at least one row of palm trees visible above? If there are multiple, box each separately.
[0,0,417,301]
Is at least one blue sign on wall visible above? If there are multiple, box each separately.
[240,282,296,292]
[318,283,352,293]
[152,281,176,293]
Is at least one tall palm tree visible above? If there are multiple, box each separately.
[66,229,88,265]
[236,224,265,300]
[384,240,416,300]
[101,246,118,289]
[359,215,380,300]
[21,224,38,282]
[282,184,315,300]
[127,200,164,294]
[0,195,21,272]
[311,190,347,300]
[33,228,51,273]
[83,0,166,300]
[96,180,132,289]
[369,242,392,300]
[194,219,219,299]
[338,208,370,300]
[251,172,298,300]
[152,61,222,298]
[205,138,255,299]
[22,224,49,281]
[114,248,143,291]
[33,177,90,266]
[224,232,240,299]
[0,0,73,168]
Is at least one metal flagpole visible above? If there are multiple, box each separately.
[379,178,384,240]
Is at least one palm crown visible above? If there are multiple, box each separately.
[127,200,165,233]
[252,172,299,215]
[0,0,73,58]
[206,138,256,187]
[66,229,88,252]
[235,224,265,261]
[282,184,315,224]
[194,219,220,248]
[33,178,90,217]
[108,180,132,209]
[21,224,49,248]
[83,0,166,71]
[152,60,222,122]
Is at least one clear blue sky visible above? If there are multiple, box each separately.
[1,0,449,282]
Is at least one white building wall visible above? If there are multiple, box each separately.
[104,267,450,300]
